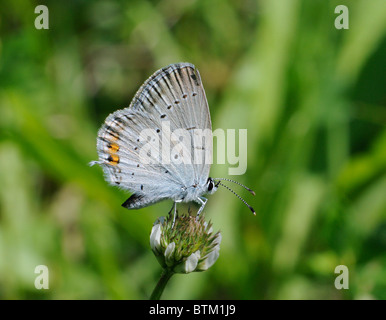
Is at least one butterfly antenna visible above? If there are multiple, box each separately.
[218,182,256,215]
[213,178,255,196]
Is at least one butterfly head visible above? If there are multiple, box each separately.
[206,177,218,195]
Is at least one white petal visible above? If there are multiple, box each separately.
[164,242,176,266]
[197,247,220,271]
[183,250,200,273]
[213,233,222,246]
[150,223,162,252]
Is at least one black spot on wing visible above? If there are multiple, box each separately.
[173,69,185,95]
[122,194,144,209]
[104,125,120,139]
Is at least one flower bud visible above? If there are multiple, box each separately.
[149,212,221,274]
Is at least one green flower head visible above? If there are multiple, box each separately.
[150,212,221,274]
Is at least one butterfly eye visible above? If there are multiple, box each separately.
[208,180,214,191]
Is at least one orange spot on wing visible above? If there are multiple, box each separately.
[108,154,120,166]
[108,143,120,153]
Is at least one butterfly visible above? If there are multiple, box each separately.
[90,63,254,221]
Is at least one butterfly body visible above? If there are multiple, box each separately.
[91,63,216,212]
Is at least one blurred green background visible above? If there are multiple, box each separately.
[0,0,385,299]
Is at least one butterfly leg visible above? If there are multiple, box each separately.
[196,197,207,218]
[170,200,182,228]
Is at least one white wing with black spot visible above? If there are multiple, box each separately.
[91,63,213,209]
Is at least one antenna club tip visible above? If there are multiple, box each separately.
[251,191,256,196]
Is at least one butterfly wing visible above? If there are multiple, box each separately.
[92,63,212,208]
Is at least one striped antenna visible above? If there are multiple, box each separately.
[213,178,255,196]
[217,182,256,215]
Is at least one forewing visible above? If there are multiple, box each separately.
[93,63,212,204]
[130,63,212,188]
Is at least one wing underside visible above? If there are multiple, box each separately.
[94,63,213,206]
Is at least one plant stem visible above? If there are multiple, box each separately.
[150,268,174,300]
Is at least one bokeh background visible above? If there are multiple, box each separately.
[0,0,385,299]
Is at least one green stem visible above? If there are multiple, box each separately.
[150,268,174,300]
